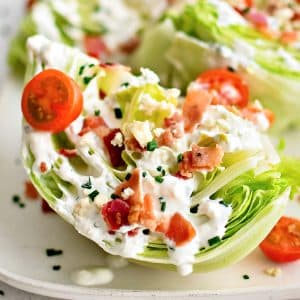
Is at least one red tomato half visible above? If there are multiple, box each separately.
[196,69,249,108]
[22,69,83,133]
[260,216,300,263]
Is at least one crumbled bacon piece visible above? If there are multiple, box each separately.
[79,116,110,138]
[119,37,140,54]
[125,137,145,152]
[103,129,125,168]
[25,181,39,200]
[178,144,224,178]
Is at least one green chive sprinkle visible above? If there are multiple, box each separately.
[12,195,20,203]
[125,173,132,181]
[208,236,221,246]
[0,290,4,296]
[146,140,158,152]
[94,110,100,116]
[83,75,96,85]
[142,171,147,178]
[111,193,118,199]
[157,166,162,172]
[81,177,92,189]
[177,153,183,162]
[160,201,166,212]
[161,169,166,176]
[88,190,99,201]
[19,203,26,208]
[52,265,61,271]
[79,65,85,75]
[159,196,164,201]
[142,229,150,235]
[243,274,250,280]
[227,66,235,72]
[89,64,95,68]
[88,148,95,155]
[121,82,129,87]
[114,108,123,119]
[46,249,63,257]
[155,176,164,183]
[190,204,199,214]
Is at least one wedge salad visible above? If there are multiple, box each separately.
[131,0,300,132]
[20,35,300,276]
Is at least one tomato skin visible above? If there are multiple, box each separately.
[22,69,83,133]
[196,69,249,108]
[260,216,300,263]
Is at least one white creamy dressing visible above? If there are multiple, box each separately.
[50,0,81,26]
[32,3,62,42]
[93,0,141,51]
[208,0,247,26]
[277,48,300,71]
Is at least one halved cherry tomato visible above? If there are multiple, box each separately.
[84,36,109,59]
[22,69,83,133]
[260,216,300,263]
[196,69,249,108]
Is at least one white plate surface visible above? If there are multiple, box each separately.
[0,77,300,300]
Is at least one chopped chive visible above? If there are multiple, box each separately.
[146,140,158,152]
[142,171,147,178]
[161,169,166,176]
[208,236,221,246]
[177,153,183,162]
[157,166,162,172]
[52,265,61,271]
[88,148,95,155]
[88,64,95,68]
[83,75,96,85]
[46,249,63,257]
[160,201,166,212]
[115,237,122,243]
[81,177,92,189]
[111,193,118,199]
[114,108,123,119]
[79,65,85,75]
[19,203,26,208]
[227,66,236,72]
[220,200,228,207]
[12,195,20,203]
[169,246,175,251]
[121,82,129,88]
[94,110,100,116]
[0,290,4,296]
[88,190,99,201]
[199,247,206,251]
[142,229,150,235]
[159,196,164,201]
[125,173,132,181]
[190,204,199,214]
[155,176,164,183]
[243,274,250,280]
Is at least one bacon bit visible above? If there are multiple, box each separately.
[119,36,140,54]
[39,162,48,173]
[158,130,175,147]
[139,194,157,231]
[99,89,106,99]
[102,129,125,168]
[84,36,109,59]
[41,199,54,214]
[25,181,39,200]
[26,0,36,10]
[240,105,275,128]
[183,89,212,132]
[165,213,196,246]
[280,31,299,44]
[59,148,78,158]
[79,116,110,137]
[128,228,139,237]
[179,144,224,178]
[125,137,145,152]
[155,216,170,234]
[101,199,130,230]
[246,10,268,28]
[115,169,143,225]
